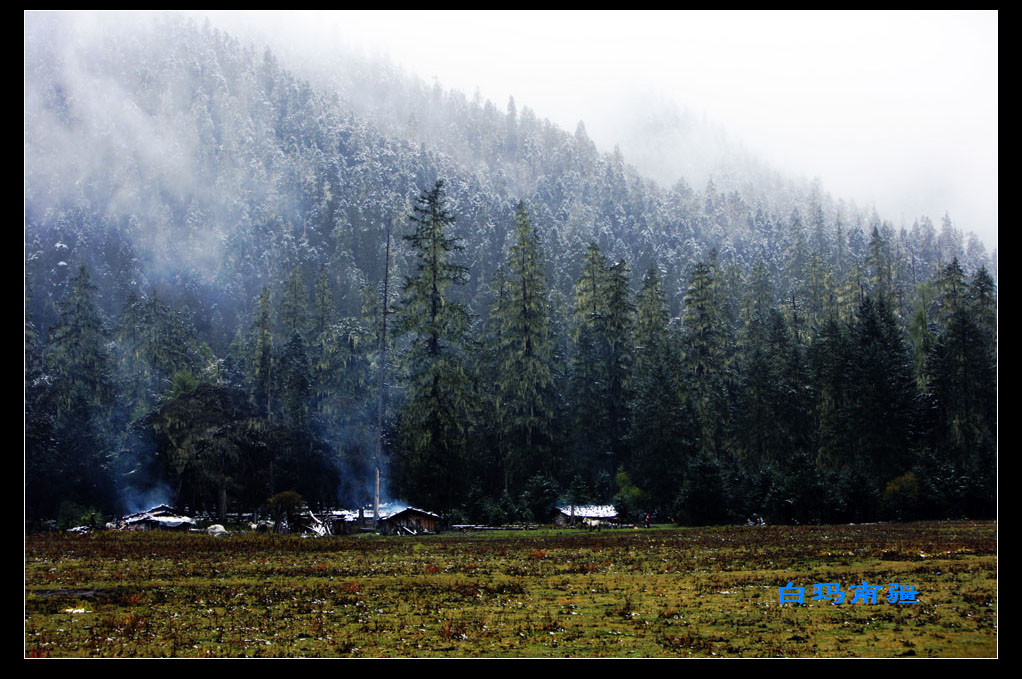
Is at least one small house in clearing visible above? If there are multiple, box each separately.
[378,506,441,535]
[324,503,442,535]
[119,504,196,531]
[553,504,619,528]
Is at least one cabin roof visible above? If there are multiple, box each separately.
[325,503,440,522]
[121,504,195,527]
[556,504,618,518]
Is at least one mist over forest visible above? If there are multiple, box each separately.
[24,12,996,528]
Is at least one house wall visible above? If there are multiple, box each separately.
[382,512,439,534]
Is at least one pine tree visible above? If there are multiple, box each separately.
[476,264,511,495]
[278,331,311,433]
[782,209,809,314]
[602,258,635,468]
[969,266,997,343]
[116,291,200,419]
[568,243,634,479]
[26,284,59,522]
[907,280,938,391]
[736,308,783,467]
[935,258,968,332]
[867,224,893,301]
[836,259,867,324]
[938,212,962,264]
[39,266,118,514]
[491,203,554,493]
[629,265,691,514]
[569,243,612,478]
[681,256,729,460]
[924,268,996,497]
[847,296,918,486]
[573,243,607,331]
[805,252,829,332]
[394,180,473,514]
[809,316,853,472]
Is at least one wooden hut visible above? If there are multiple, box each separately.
[378,506,441,535]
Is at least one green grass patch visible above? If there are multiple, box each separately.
[25,521,996,657]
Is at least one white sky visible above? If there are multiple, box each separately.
[204,11,999,250]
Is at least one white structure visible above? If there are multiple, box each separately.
[553,504,619,526]
[120,504,196,531]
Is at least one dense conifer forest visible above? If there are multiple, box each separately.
[25,14,996,528]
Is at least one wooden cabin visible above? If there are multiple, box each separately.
[378,506,441,535]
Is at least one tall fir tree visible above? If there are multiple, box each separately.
[924,267,996,508]
[601,258,635,470]
[629,265,692,515]
[491,203,554,493]
[969,266,997,343]
[568,242,634,480]
[847,296,918,488]
[681,255,730,460]
[394,180,473,514]
[278,331,311,433]
[38,266,119,515]
[935,258,968,332]
[569,243,612,479]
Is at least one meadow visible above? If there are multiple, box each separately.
[24,521,996,657]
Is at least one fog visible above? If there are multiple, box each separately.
[24,10,998,526]
[193,10,998,251]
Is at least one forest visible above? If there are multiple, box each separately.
[24,14,997,529]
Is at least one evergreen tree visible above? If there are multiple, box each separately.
[907,280,938,390]
[923,269,996,516]
[681,255,730,460]
[394,180,473,514]
[804,252,830,334]
[491,203,554,493]
[602,258,635,468]
[969,266,997,343]
[867,224,893,302]
[836,259,867,324]
[736,308,785,467]
[568,243,634,480]
[26,286,59,522]
[810,316,853,472]
[36,266,118,515]
[934,258,968,334]
[629,265,692,515]
[569,243,612,478]
[846,296,918,487]
[938,212,962,264]
[573,243,608,328]
[115,291,200,419]
[278,332,311,433]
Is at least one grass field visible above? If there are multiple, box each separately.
[24,520,996,657]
